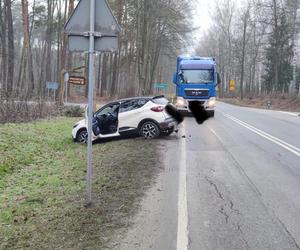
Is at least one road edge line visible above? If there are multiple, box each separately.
[177,123,189,250]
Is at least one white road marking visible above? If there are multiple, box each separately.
[278,111,300,117]
[177,123,189,250]
[223,113,300,158]
[209,127,225,144]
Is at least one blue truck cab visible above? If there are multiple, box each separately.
[173,56,218,116]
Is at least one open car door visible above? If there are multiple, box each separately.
[93,103,120,137]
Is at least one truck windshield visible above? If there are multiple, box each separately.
[180,69,214,84]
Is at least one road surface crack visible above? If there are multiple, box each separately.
[219,206,229,223]
[205,176,225,201]
[205,176,243,226]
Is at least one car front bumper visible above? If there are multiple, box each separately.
[176,100,215,113]
[72,128,77,140]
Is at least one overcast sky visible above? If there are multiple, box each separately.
[193,0,213,39]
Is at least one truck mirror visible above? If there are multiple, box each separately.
[173,73,177,84]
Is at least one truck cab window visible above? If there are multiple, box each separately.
[181,69,214,83]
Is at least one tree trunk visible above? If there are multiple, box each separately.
[21,0,34,96]
[0,0,7,93]
[100,53,108,97]
[5,0,14,95]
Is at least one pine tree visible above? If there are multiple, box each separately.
[263,9,293,93]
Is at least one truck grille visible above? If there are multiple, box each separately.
[184,89,209,97]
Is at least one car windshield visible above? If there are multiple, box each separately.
[95,103,119,118]
[180,69,214,84]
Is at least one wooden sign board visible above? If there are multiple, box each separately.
[69,76,86,85]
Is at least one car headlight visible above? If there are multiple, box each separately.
[208,97,216,108]
[176,97,186,106]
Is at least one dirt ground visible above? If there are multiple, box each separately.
[220,96,300,112]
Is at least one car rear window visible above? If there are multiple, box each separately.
[120,99,148,113]
[151,97,169,105]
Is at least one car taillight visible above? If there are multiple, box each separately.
[151,106,164,112]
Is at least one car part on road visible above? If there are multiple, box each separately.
[77,129,88,144]
[161,126,175,136]
[140,121,160,139]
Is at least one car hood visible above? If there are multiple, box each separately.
[75,119,86,127]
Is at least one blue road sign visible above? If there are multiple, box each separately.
[154,83,168,89]
[46,82,59,90]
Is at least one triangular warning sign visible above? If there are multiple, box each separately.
[65,0,121,36]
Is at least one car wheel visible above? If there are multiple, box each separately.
[140,121,160,139]
[77,129,88,144]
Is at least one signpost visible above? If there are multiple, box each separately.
[63,72,70,104]
[69,76,86,86]
[65,0,121,207]
[154,83,168,89]
[46,82,59,102]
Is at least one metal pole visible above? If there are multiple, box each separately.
[86,0,95,207]
[65,79,68,104]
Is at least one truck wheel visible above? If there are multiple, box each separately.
[208,110,215,117]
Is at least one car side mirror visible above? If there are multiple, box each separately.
[173,73,177,84]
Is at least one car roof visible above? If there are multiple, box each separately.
[116,95,165,103]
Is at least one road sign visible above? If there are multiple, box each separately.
[46,82,59,90]
[64,0,121,52]
[63,72,70,104]
[65,0,120,207]
[69,76,86,85]
[229,79,235,92]
[154,83,168,89]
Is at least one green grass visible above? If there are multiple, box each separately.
[0,117,160,249]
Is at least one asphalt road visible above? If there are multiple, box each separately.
[113,102,300,250]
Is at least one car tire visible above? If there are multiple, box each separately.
[77,129,88,144]
[139,121,160,139]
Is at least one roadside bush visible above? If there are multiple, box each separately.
[64,106,84,117]
[0,98,63,123]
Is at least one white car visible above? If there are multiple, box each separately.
[72,96,177,143]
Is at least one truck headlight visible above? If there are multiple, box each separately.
[176,97,186,106]
[208,97,216,108]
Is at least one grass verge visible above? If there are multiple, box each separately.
[0,117,161,249]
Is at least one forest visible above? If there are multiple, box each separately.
[0,0,193,102]
[0,0,300,106]
[197,0,300,99]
